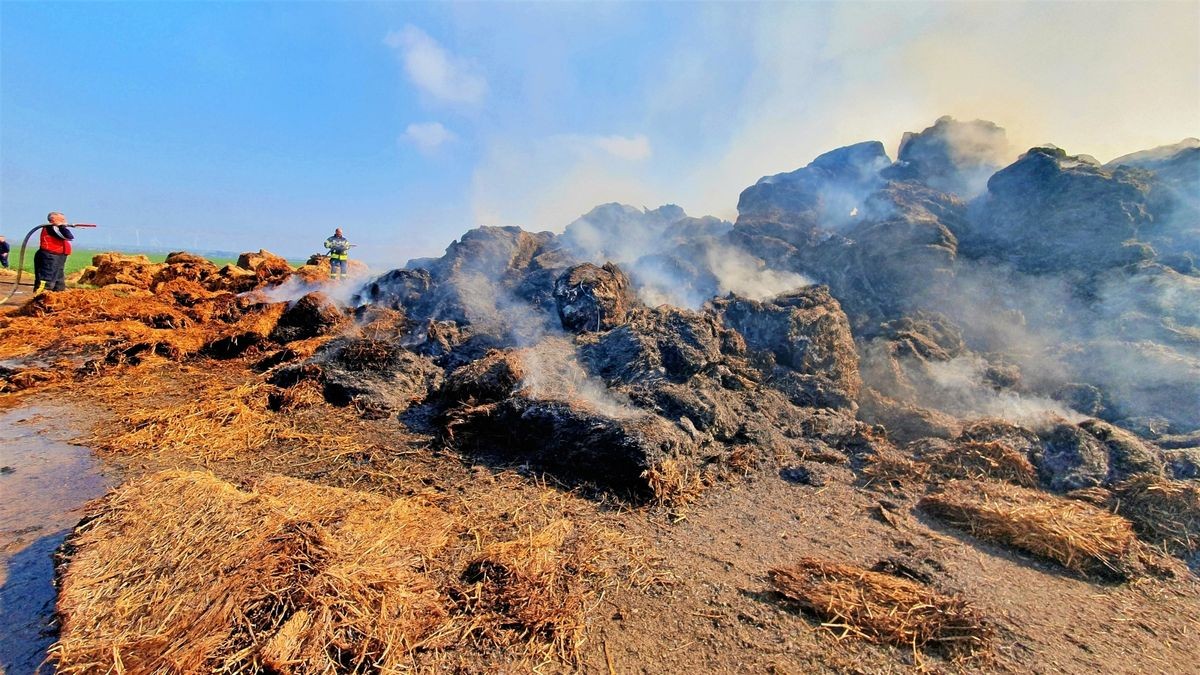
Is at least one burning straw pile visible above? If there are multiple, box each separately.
[0,288,212,364]
[919,479,1142,580]
[768,558,990,658]
[51,470,662,672]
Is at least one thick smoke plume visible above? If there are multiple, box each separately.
[560,203,811,308]
[349,115,1197,441]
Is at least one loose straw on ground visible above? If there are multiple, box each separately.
[768,557,991,659]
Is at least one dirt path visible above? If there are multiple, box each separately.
[577,474,1200,674]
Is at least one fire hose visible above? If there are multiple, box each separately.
[1,222,98,305]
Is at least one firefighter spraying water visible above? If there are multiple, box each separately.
[0,213,97,305]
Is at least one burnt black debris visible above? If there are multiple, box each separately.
[258,116,1196,502]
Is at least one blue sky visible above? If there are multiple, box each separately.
[2,1,1197,266]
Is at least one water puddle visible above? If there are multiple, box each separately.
[0,405,112,674]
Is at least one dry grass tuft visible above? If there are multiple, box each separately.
[51,470,666,672]
[1073,475,1200,557]
[920,480,1142,580]
[865,440,1037,491]
[642,458,705,507]
[51,471,454,674]
[768,558,990,658]
[94,380,359,461]
[459,520,587,657]
[924,441,1038,487]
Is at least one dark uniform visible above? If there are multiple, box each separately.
[0,238,9,269]
[34,225,74,293]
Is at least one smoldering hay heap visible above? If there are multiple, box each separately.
[267,116,1198,501]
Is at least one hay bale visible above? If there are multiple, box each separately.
[294,262,332,284]
[211,264,260,293]
[51,470,455,674]
[153,277,223,307]
[768,558,990,657]
[237,249,295,286]
[920,480,1141,579]
[1106,475,1200,556]
[152,258,221,288]
[164,251,210,265]
[77,253,162,289]
[923,440,1039,487]
[237,249,287,272]
[203,303,287,359]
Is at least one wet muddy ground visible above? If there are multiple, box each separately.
[0,405,111,675]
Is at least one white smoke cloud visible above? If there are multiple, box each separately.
[402,122,457,154]
[384,25,488,105]
[922,356,1084,426]
[470,136,660,231]
[249,268,377,307]
[590,134,652,161]
[705,245,810,301]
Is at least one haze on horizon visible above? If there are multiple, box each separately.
[1,1,1197,266]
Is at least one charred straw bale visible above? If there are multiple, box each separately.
[202,303,287,359]
[1078,419,1167,483]
[553,262,638,333]
[715,287,861,400]
[269,291,347,343]
[440,349,526,404]
[920,479,1143,580]
[444,396,691,498]
[768,558,990,658]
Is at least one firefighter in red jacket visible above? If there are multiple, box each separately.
[34,211,75,293]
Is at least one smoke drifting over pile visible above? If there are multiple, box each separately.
[353,115,1198,447]
[558,203,811,308]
